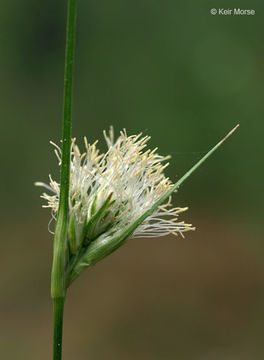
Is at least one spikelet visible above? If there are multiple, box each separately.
[36,127,194,253]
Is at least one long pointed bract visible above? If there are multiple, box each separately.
[69,124,240,284]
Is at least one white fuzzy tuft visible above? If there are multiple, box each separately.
[36,128,194,241]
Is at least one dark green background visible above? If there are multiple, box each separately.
[1,1,263,359]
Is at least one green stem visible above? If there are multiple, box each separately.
[51,0,77,300]
[51,0,77,359]
[53,298,65,360]
[59,0,77,213]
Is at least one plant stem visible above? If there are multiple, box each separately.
[51,0,77,359]
[60,0,77,213]
[53,298,65,360]
[51,0,77,299]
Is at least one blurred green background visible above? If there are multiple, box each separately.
[1,0,264,359]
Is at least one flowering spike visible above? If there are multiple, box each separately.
[36,125,239,285]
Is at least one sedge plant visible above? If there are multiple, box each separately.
[35,1,239,359]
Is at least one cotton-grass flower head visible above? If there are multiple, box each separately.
[36,127,194,284]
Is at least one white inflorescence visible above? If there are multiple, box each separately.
[36,128,194,247]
